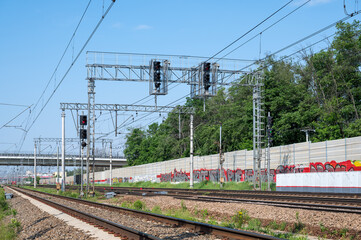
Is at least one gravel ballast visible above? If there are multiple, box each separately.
[5,188,96,240]
[102,194,361,239]
[13,187,361,239]
[17,189,222,240]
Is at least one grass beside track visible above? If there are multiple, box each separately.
[21,186,102,201]
[0,187,21,240]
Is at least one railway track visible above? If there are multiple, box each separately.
[172,195,361,214]
[39,184,361,199]
[9,186,159,240]
[108,187,361,214]
[11,186,278,240]
[38,184,361,206]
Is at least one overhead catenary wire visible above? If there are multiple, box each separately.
[234,10,361,81]
[125,0,297,107]
[220,0,311,60]
[0,103,31,108]
[50,10,358,150]
[50,0,306,143]
[207,0,294,62]
[0,105,33,131]
[32,0,93,114]
[135,12,361,118]
[17,0,117,152]
[13,1,355,154]
[136,0,308,106]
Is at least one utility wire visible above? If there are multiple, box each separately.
[220,0,310,60]
[125,0,295,107]
[0,103,31,108]
[236,10,361,77]
[0,105,32,131]
[18,0,116,151]
[137,25,354,122]
[207,0,294,62]
[32,0,92,113]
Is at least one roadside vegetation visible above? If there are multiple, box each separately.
[21,186,102,201]
[119,199,306,239]
[0,188,21,240]
[118,199,358,239]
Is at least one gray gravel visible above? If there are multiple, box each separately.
[6,188,95,240]
[18,189,220,240]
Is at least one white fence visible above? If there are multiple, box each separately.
[277,171,361,193]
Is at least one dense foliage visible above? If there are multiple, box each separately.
[124,21,361,166]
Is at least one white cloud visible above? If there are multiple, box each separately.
[135,24,153,30]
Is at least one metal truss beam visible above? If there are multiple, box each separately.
[0,153,126,167]
[60,103,194,114]
[86,63,245,86]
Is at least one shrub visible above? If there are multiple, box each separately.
[120,201,132,208]
[180,201,187,212]
[247,218,262,231]
[292,212,304,233]
[152,205,162,214]
[133,200,145,210]
[232,210,250,228]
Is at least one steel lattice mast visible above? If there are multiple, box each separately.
[251,72,265,190]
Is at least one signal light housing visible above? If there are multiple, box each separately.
[153,61,161,71]
[203,62,211,71]
[80,115,87,126]
[203,62,211,91]
[80,129,87,139]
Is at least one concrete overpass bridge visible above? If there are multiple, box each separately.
[0,153,127,167]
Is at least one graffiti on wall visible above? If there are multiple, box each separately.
[156,160,361,183]
[112,177,132,184]
[307,160,361,172]
[157,168,276,183]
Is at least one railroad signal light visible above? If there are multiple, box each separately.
[267,128,273,137]
[80,115,87,126]
[80,129,87,139]
[154,72,161,89]
[154,71,161,81]
[203,62,211,91]
[81,141,87,148]
[153,61,162,90]
[153,61,161,71]
[203,62,211,72]
[204,78,211,91]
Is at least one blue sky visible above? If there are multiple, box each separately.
[0,0,360,157]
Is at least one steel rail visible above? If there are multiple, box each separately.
[100,186,361,200]
[36,185,361,205]
[14,187,278,240]
[172,195,361,214]
[95,187,361,213]
[10,187,160,240]
[36,185,361,203]
[37,184,361,197]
